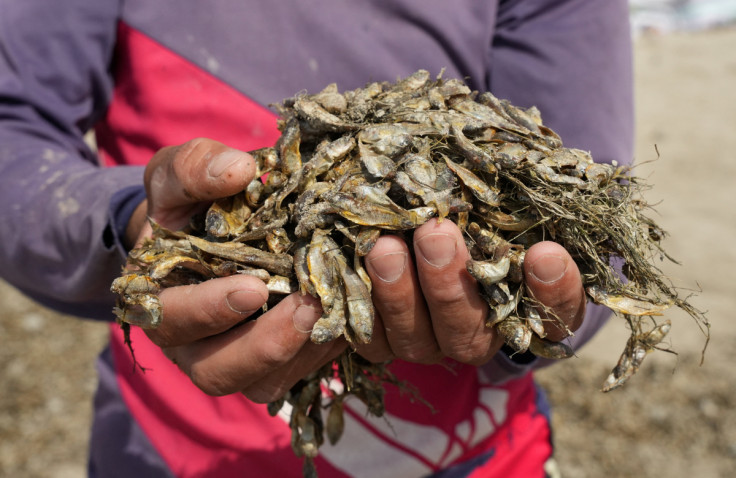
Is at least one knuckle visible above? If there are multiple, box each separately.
[395,344,441,364]
[198,300,235,333]
[442,339,491,365]
[424,278,471,308]
[178,137,213,163]
[172,138,219,199]
[254,338,294,370]
[188,362,236,397]
[171,150,200,195]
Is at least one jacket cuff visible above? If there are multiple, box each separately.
[106,184,147,257]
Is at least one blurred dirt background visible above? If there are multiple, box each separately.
[1,27,735,478]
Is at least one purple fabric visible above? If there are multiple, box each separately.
[491,0,634,164]
[119,0,498,106]
[0,0,142,318]
[108,184,147,251]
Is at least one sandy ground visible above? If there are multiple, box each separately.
[1,27,735,478]
[535,26,736,478]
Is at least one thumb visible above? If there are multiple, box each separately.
[523,241,586,342]
[145,138,256,227]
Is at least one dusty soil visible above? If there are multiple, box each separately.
[0,293,107,478]
[1,28,735,478]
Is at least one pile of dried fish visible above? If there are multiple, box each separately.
[111,70,708,475]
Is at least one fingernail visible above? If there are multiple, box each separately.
[226,289,267,315]
[415,233,457,268]
[207,150,244,178]
[293,303,320,334]
[529,254,567,283]
[367,251,408,283]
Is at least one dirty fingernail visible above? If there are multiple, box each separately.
[293,303,320,334]
[226,289,267,315]
[208,150,245,178]
[529,254,567,283]
[367,251,408,283]
[415,233,457,268]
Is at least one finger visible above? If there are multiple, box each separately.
[360,235,441,364]
[145,274,269,348]
[241,339,346,404]
[169,293,331,397]
[145,138,257,227]
[413,219,502,364]
[524,241,586,341]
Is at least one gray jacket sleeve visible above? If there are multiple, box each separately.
[483,0,634,381]
[0,0,145,319]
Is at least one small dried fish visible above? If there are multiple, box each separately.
[602,320,672,392]
[587,286,672,316]
[111,274,162,328]
[112,70,708,477]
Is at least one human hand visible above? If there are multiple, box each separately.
[125,138,345,402]
[356,219,585,365]
[125,138,261,244]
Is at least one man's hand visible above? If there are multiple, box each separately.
[125,138,345,403]
[357,219,585,365]
[123,138,583,401]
